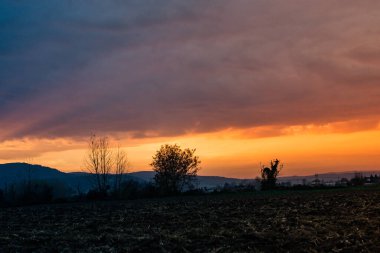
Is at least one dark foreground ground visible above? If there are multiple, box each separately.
[1,188,380,252]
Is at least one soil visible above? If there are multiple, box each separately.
[1,187,380,252]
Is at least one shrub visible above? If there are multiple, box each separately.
[259,159,283,190]
[151,144,200,195]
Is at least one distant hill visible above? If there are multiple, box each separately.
[0,163,253,193]
[128,171,155,182]
[0,163,64,184]
[0,163,143,194]
[279,171,380,185]
[1,163,379,193]
[128,171,255,188]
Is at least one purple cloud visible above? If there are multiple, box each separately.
[1,0,380,141]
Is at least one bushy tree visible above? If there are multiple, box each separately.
[151,144,200,194]
[260,159,283,190]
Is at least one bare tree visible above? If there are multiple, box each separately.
[85,135,113,193]
[114,146,128,193]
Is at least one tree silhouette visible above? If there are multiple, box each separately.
[114,146,128,194]
[151,144,200,195]
[260,159,283,190]
[85,135,113,194]
[84,135,129,198]
[351,172,365,186]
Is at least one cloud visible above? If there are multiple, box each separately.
[1,0,380,141]
[0,138,83,161]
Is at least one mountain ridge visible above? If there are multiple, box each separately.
[1,163,379,190]
[0,163,253,190]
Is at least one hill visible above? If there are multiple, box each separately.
[128,171,255,188]
[279,171,380,185]
[1,163,379,193]
[0,163,253,193]
[0,163,64,184]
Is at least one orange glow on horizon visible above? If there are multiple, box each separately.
[1,122,380,178]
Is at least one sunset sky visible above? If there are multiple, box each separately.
[1,1,380,178]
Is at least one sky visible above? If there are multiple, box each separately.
[1,0,380,178]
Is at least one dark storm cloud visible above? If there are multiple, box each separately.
[1,0,380,140]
